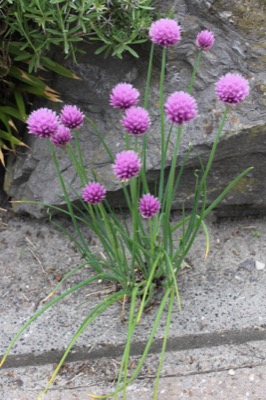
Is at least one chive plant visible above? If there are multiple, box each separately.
[1,18,252,399]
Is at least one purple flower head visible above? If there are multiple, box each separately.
[60,105,84,129]
[165,91,198,125]
[50,125,72,147]
[27,108,59,138]
[82,182,106,205]
[110,83,140,110]
[113,150,141,182]
[215,73,249,105]
[121,107,151,136]
[196,30,215,51]
[139,194,161,219]
[149,18,181,47]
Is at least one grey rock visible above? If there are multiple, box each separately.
[238,259,255,272]
[5,0,266,218]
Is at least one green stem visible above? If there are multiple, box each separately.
[153,290,174,399]
[50,143,90,254]
[164,252,182,310]
[119,286,141,398]
[67,143,86,186]
[144,43,155,109]
[158,47,167,200]
[163,126,183,216]
[98,203,121,267]
[74,130,86,179]
[130,177,139,281]
[140,43,154,193]
[91,289,171,399]
[136,251,164,323]
[188,50,202,94]
[199,107,228,189]
[14,12,39,62]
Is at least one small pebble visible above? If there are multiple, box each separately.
[249,374,255,382]
[255,261,265,270]
[228,369,235,376]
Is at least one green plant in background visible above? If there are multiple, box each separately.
[1,0,154,70]
[0,39,79,166]
[0,0,154,164]
[91,0,154,58]
[1,19,253,400]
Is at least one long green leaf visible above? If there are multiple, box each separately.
[14,91,27,118]
[0,129,26,147]
[0,106,25,122]
[42,56,80,79]
[203,167,254,218]
[39,289,129,396]
[0,274,105,368]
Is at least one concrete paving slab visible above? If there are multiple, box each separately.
[1,213,266,397]
[1,340,266,399]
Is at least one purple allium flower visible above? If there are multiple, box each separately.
[110,83,140,110]
[165,91,198,125]
[215,73,250,105]
[27,108,59,138]
[113,150,141,181]
[82,182,106,205]
[60,105,84,129]
[139,194,161,219]
[196,30,215,51]
[50,125,72,147]
[121,107,151,136]
[149,18,181,47]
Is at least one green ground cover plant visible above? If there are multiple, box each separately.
[0,0,153,164]
[1,0,154,69]
[1,17,252,400]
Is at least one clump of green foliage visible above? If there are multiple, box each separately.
[0,0,154,163]
[1,0,154,71]
[91,0,154,58]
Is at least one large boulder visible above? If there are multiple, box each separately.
[4,0,266,218]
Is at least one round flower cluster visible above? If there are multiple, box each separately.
[149,18,181,47]
[60,105,84,129]
[165,92,198,125]
[110,83,140,110]
[27,108,59,138]
[215,73,249,104]
[113,150,141,181]
[196,30,215,51]
[110,82,151,137]
[82,182,106,205]
[121,107,151,136]
[26,104,84,147]
[50,125,73,147]
[139,194,161,219]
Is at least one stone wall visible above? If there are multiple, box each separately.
[4,0,266,217]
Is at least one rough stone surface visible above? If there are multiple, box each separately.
[4,0,266,218]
